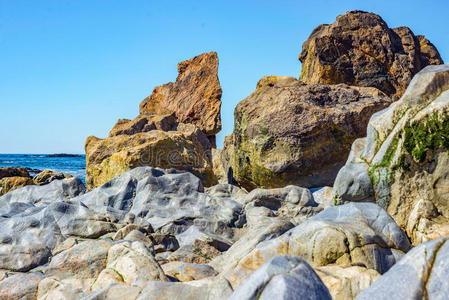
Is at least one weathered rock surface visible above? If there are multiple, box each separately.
[222,202,410,288]
[0,176,86,206]
[136,277,233,300]
[356,235,449,299]
[316,265,380,300]
[86,52,223,189]
[0,272,44,300]
[0,167,34,195]
[0,167,75,196]
[108,113,177,137]
[0,183,140,271]
[0,167,30,178]
[85,123,216,189]
[333,64,449,245]
[299,10,443,100]
[162,262,217,282]
[139,52,222,137]
[33,169,66,185]
[229,255,331,300]
[226,76,391,190]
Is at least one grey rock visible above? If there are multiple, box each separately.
[0,177,86,207]
[0,272,44,300]
[356,235,449,300]
[229,255,331,300]
[223,203,410,288]
[79,167,244,243]
[136,277,233,300]
[162,262,217,281]
[0,200,140,271]
[333,64,449,245]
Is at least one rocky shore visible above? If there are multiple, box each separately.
[1,10,449,300]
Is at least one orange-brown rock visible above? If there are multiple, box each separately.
[85,123,217,190]
[0,167,34,195]
[225,76,392,190]
[139,52,222,137]
[0,167,30,179]
[299,11,443,100]
[108,113,177,137]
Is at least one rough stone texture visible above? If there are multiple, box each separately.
[162,262,217,282]
[139,52,222,137]
[85,123,216,189]
[229,255,331,300]
[316,265,380,300]
[333,64,449,245]
[222,203,410,288]
[227,75,391,190]
[77,167,243,243]
[0,167,30,178]
[135,277,233,300]
[0,177,86,206]
[0,197,141,271]
[0,272,44,300]
[43,239,114,288]
[299,10,443,100]
[108,113,177,137]
[0,176,34,196]
[0,167,34,195]
[33,169,65,185]
[312,186,334,208]
[356,235,449,300]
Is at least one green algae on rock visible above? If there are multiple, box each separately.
[333,64,449,245]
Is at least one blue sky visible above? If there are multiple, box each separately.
[1,0,448,154]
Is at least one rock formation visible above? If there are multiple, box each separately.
[4,10,449,300]
[333,64,449,245]
[85,52,223,189]
[139,52,222,143]
[299,10,443,100]
[227,76,391,190]
[219,10,443,191]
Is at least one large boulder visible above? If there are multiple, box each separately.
[356,235,449,300]
[85,123,216,189]
[85,52,223,189]
[299,10,443,100]
[139,52,222,140]
[226,76,391,190]
[333,64,449,245]
[77,167,243,244]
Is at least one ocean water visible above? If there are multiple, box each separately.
[0,154,86,182]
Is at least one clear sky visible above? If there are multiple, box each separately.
[1,0,448,154]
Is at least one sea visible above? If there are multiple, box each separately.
[0,154,86,182]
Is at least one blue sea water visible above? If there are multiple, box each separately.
[0,154,86,182]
